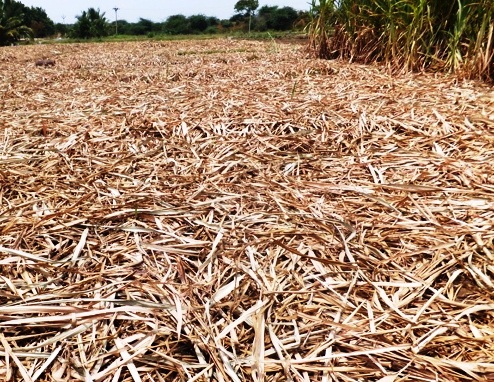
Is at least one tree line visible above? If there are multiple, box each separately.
[0,0,308,45]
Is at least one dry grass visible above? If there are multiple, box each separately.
[1,39,494,381]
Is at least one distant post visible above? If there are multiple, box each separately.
[61,15,66,38]
[113,7,119,35]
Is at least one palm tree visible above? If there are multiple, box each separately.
[0,0,33,46]
[71,8,109,39]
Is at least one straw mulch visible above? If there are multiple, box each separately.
[1,38,494,382]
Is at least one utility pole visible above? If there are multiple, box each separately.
[61,15,66,38]
[113,7,119,35]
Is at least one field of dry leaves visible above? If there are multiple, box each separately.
[1,38,494,381]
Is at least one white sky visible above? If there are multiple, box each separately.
[19,1,311,24]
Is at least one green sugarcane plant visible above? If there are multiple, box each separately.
[306,0,335,59]
[307,0,494,81]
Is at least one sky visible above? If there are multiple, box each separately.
[18,1,312,24]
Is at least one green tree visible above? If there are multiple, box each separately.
[205,16,220,34]
[54,22,69,37]
[0,0,33,45]
[188,14,208,33]
[111,19,130,34]
[24,6,55,37]
[128,18,159,35]
[257,6,298,31]
[234,0,259,33]
[2,0,23,17]
[71,8,108,39]
[163,14,189,34]
[219,18,233,31]
[207,16,219,27]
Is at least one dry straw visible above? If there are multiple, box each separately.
[0,38,494,381]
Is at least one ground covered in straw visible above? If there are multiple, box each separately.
[1,38,494,382]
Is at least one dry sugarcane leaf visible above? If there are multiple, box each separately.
[0,38,493,381]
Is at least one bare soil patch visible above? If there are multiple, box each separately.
[1,39,494,381]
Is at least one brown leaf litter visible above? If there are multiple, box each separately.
[0,38,494,381]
